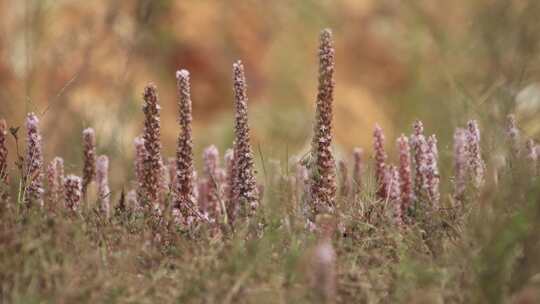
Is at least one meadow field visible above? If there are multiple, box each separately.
[1,1,540,303]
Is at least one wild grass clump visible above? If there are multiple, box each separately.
[0,29,539,303]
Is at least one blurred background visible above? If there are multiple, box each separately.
[1,0,540,188]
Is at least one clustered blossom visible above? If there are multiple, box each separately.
[453,128,468,201]
[24,113,44,207]
[46,157,64,206]
[397,135,413,218]
[506,114,520,158]
[351,147,363,199]
[338,160,350,199]
[142,84,163,209]
[96,155,111,218]
[373,124,387,200]
[424,135,440,209]
[82,128,96,198]
[309,29,337,219]
[466,120,485,189]
[231,61,259,217]
[173,69,200,226]
[0,119,9,203]
[202,145,222,222]
[64,174,82,212]
[385,165,402,225]
[133,136,146,204]
[410,120,426,200]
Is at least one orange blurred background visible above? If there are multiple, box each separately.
[1,0,540,188]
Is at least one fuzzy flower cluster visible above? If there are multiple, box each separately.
[24,113,44,207]
[373,124,387,200]
[309,29,337,219]
[466,120,485,189]
[142,84,163,208]
[173,70,200,227]
[424,135,440,209]
[397,135,413,218]
[47,157,65,206]
[232,61,259,217]
[96,155,111,218]
[410,120,426,200]
[133,136,146,205]
[64,174,82,212]
[0,119,8,203]
[82,128,96,198]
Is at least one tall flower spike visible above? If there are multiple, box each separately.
[133,136,146,204]
[23,113,44,207]
[506,114,520,158]
[64,175,82,212]
[173,69,199,226]
[466,120,485,189]
[309,29,337,219]
[385,165,402,225]
[82,128,96,199]
[397,135,413,219]
[142,84,163,209]
[424,135,440,209]
[96,155,111,218]
[453,128,468,202]
[351,148,363,200]
[410,120,426,200]
[373,124,387,200]
[46,157,64,206]
[0,119,9,203]
[203,145,222,222]
[232,61,259,216]
[338,160,350,199]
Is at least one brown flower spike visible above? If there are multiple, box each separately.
[82,128,96,199]
[309,29,337,219]
[172,70,200,226]
[141,84,163,208]
[232,61,259,217]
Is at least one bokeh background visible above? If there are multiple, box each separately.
[1,0,540,189]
